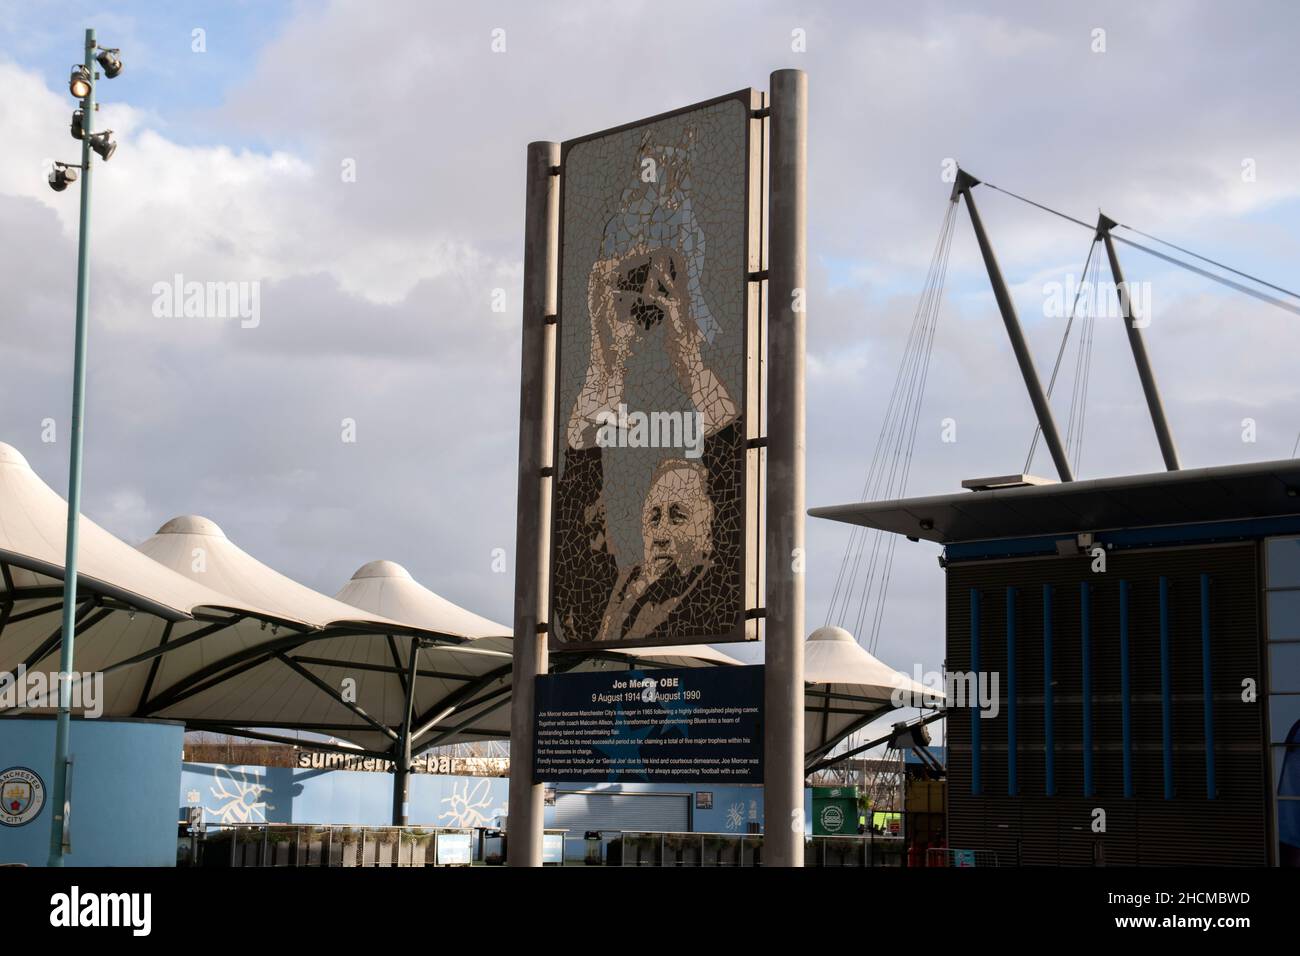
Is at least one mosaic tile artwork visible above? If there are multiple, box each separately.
[551,96,751,649]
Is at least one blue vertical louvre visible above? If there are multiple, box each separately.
[1201,573,1216,799]
[1119,580,1133,798]
[1159,575,1173,800]
[1081,581,1094,797]
[1007,586,1017,797]
[1043,583,1055,797]
[970,588,981,796]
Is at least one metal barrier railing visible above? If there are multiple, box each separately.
[185,823,904,867]
[193,824,479,867]
[925,847,1000,867]
[615,831,905,867]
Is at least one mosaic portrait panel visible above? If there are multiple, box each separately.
[550,93,756,650]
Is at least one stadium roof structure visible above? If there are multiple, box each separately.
[132,517,511,754]
[0,443,512,756]
[332,559,742,758]
[0,442,738,758]
[1,439,935,776]
[0,442,288,720]
[809,457,1300,547]
[802,625,940,770]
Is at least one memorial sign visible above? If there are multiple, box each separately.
[549,91,761,650]
[533,665,763,783]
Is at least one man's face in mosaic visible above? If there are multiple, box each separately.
[641,461,713,581]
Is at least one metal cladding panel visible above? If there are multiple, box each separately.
[552,791,690,833]
[1017,800,1053,864]
[946,542,1267,865]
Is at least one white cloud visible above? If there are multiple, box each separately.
[1,0,1297,675]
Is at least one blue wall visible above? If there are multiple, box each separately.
[181,763,512,829]
[0,718,184,867]
[181,763,808,833]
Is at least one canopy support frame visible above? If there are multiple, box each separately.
[391,637,421,825]
[274,651,398,743]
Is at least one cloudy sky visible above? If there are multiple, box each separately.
[1,0,1297,721]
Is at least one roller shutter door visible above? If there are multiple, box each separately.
[553,791,690,832]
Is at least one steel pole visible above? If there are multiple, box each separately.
[391,639,420,825]
[765,68,807,867]
[1098,215,1180,471]
[506,141,558,866]
[957,171,1074,483]
[48,27,96,867]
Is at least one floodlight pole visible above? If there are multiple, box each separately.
[764,68,808,867]
[507,141,559,866]
[48,27,96,868]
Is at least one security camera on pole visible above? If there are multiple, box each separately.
[46,27,123,867]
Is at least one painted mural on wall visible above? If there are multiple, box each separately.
[724,799,761,832]
[204,766,274,825]
[181,763,510,829]
[180,763,780,833]
[436,778,501,829]
[551,93,755,650]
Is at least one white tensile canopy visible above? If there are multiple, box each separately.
[335,559,741,665]
[801,625,942,768]
[0,439,935,769]
[334,560,507,641]
[0,443,291,718]
[0,441,510,755]
[331,559,742,757]
[135,519,509,754]
[330,559,517,754]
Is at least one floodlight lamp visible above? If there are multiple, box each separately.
[96,48,123,78]
[48,163,79,192]
[69,65,92,99]
[89,130,116,162]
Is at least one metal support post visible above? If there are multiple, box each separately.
[957,170,1074,482]
[764,68,808,867]
[507,141,559,866]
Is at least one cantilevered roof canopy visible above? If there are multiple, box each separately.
[0,440,513,753]
[0,443,292,719]
[1,437,930,766]
[801,626,940,769]
[334,558,740,665]
[332,559,516,754]
[810,458,1300,546]
[0,439,742,755]
[0,444,258,622]
[333,559,742,756]
[335,560,508,641]
[135,519,503,754]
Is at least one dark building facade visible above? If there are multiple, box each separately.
[812,459,1300,866]
[946,539,1267,865]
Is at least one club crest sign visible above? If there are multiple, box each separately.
[0,766,46,826]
